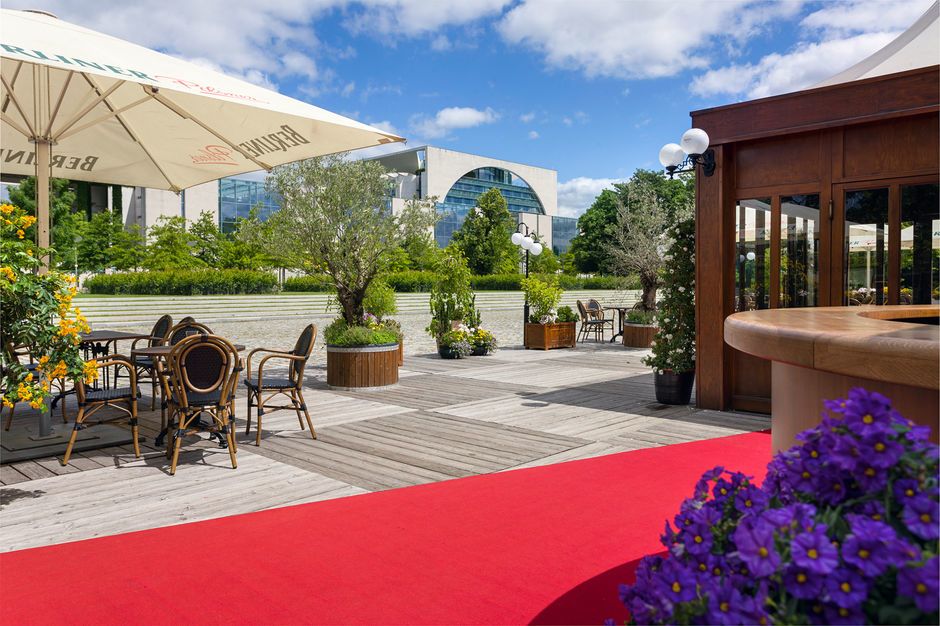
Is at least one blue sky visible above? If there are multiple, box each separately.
[6,0,934,215]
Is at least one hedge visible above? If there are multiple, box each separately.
[383,271,438,293]
[282,274,335,292]
[84,270,278,295]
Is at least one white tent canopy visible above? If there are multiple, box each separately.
[816,1,940,87]
[0,9,404,192]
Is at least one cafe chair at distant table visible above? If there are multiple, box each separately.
[244,323,317,447]
[130,314,173,410]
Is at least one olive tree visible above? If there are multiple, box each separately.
[247,154,436,325]
[607,178,692,311]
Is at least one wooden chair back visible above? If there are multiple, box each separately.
[576,300,591,322]
[289,324,318,385]
[167,334,239,410]
[150,314,173,347]
[587,299,605,319]
[167,321,213,345]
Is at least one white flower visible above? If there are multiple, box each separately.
[678,286,685,292]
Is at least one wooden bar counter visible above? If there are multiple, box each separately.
[725,305,939,452]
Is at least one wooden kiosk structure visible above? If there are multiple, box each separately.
[691,3,939,413]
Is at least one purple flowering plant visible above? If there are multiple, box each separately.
[619,388,939,625]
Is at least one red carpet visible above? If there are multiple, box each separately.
[0,431,770,625]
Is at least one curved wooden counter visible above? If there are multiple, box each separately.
[725,305,939,451]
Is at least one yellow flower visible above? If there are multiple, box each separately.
[83,360,99,382]
[1,396,13,408]
[49,360,68,379]
[29,400,43,410]
[0,203,13,215]
[38,355,50,367]
[19,215,36,228]
[16,229,25,239]
[0,266,15,282]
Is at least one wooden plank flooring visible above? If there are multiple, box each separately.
[0,343,769,552]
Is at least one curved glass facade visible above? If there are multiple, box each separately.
[436,167,544,246]
[219,178,281,234]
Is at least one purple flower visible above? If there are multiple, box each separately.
[852,500,886,523]
[783,565,823,599]
[734,485,768,516]
[897,556,940,612]
[902,495,940,540]
[733,519,780,578]
[816,477,849,506]
[825,569,868,608]
[831,435,862,471]
[854,461,888,491]
[791,527,839,575]
[654,558,697,604]
[824,604,866,625]
[862,434,904,468]
[680,523,713,557]
[841,515,897,577]
[893,478,921,506]
[705,586,749,625]
[841,387,895,437]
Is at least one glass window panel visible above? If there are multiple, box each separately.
[780,194,820,308]
[900,184,939,305]
[735,198,771,312]
[844,188,889,305]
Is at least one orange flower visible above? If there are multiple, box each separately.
[16,229,25,239]
[0,266,15,282]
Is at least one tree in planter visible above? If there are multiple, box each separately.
[521,275,562,323]
[607,177,692,311]
[644,216,695,375]
[450,188,516,275]
[246,154,436,329]
[426,247,474,341]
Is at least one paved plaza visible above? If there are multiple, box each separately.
[0,338,768,553]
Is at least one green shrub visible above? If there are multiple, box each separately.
[282,274,334,292]
[556,305,578,323]
[626,309,656,324]
[582,275,634,290]
[470,274,523,290]
[522,276,563,322]
[384,270,438,292]
[323,318,399,346]
[84,270,277,295]
[363,279,397,319]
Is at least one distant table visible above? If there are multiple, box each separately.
[600,305,630,343]
[132,343,246,358]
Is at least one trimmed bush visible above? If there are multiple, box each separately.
[470,274,523,290]
[282,274,334,292]
[84,270,277,295]
[383,270,438,293]
[323,318,399,346]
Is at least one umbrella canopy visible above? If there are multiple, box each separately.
[0,9,404,257]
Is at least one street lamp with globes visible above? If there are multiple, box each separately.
[511,222,542,325]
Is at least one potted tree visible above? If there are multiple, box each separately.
[644,217,695,404]
[522,276,576,350]
[245,155,435,389]
[426,248,474,355]
[621,309,658,348]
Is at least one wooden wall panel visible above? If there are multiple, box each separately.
[842,115,939,179]
[736,133,821,189]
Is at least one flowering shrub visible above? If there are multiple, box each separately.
[323,316,399,346]
[0,203,94,411]
[439,328,472,357]
[620,388,938,625]
[521,276,562,323]
[644,217,694,374]
[469,327,497,353]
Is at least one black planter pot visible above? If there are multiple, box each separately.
[654,369,695,405]
[438,346,462,359]
[470,346,489,356]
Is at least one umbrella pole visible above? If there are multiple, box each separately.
[34,139,51,274]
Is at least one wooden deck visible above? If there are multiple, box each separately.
[0,344,769,552]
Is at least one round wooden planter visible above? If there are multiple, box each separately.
[326,343,399,390]
[622,323,659,348]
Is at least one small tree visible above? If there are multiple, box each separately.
[607,178,692,311]
[145,216,202,270]
[398,196,440,270]
[426,247,474,340]
[248,154,436,325]
[109,224,147,271]
[190,210,224,267]
[451,188,516,275]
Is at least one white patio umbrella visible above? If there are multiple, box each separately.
[0,9,404,262]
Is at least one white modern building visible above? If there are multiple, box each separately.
[370,145,577,254]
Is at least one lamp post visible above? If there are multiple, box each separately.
[510,222,543,325]
[659,128,716,179]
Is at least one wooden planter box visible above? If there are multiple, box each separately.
[326,343,399,389]
[398,340,404,367]
[622,323,659,348]
[524,322,576,350]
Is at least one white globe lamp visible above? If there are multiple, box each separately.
[658,143,685,168]
[511,232,523,246]
[746,251,756,261]
[530,242,543,256]
[521,236,533,250]
[680,128,710,156]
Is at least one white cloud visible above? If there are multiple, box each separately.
[519,111,536,123]
[562,117,573,127]
[340,81,356,97]
[497,0,802,79]
[430,34,453,51]
[528,130,539,140]
[409,106,500,138]
[691,0,933,99]
[361,83,404,101]
[557,177,619,218]
[344,0,511,36]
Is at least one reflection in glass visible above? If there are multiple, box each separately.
[900,184,939,305]
[779,195,819,308]
[735,198,771,311]
[845,188,889,305]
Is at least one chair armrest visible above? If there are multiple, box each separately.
[88,354,137,387]
[131,336,165,350]
[256,352,306,386]
[245,347,291,379]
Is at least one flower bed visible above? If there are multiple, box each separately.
[619,388,938,625]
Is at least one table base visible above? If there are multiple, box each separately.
[1,424,136,464]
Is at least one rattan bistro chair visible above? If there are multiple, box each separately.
[130,314,173,410]
[164,334,241,475]
[167,321,212,345]
[576,300,608,343]
[61,356,140,466]
[244,324,317,446]
[587,299,615,336]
